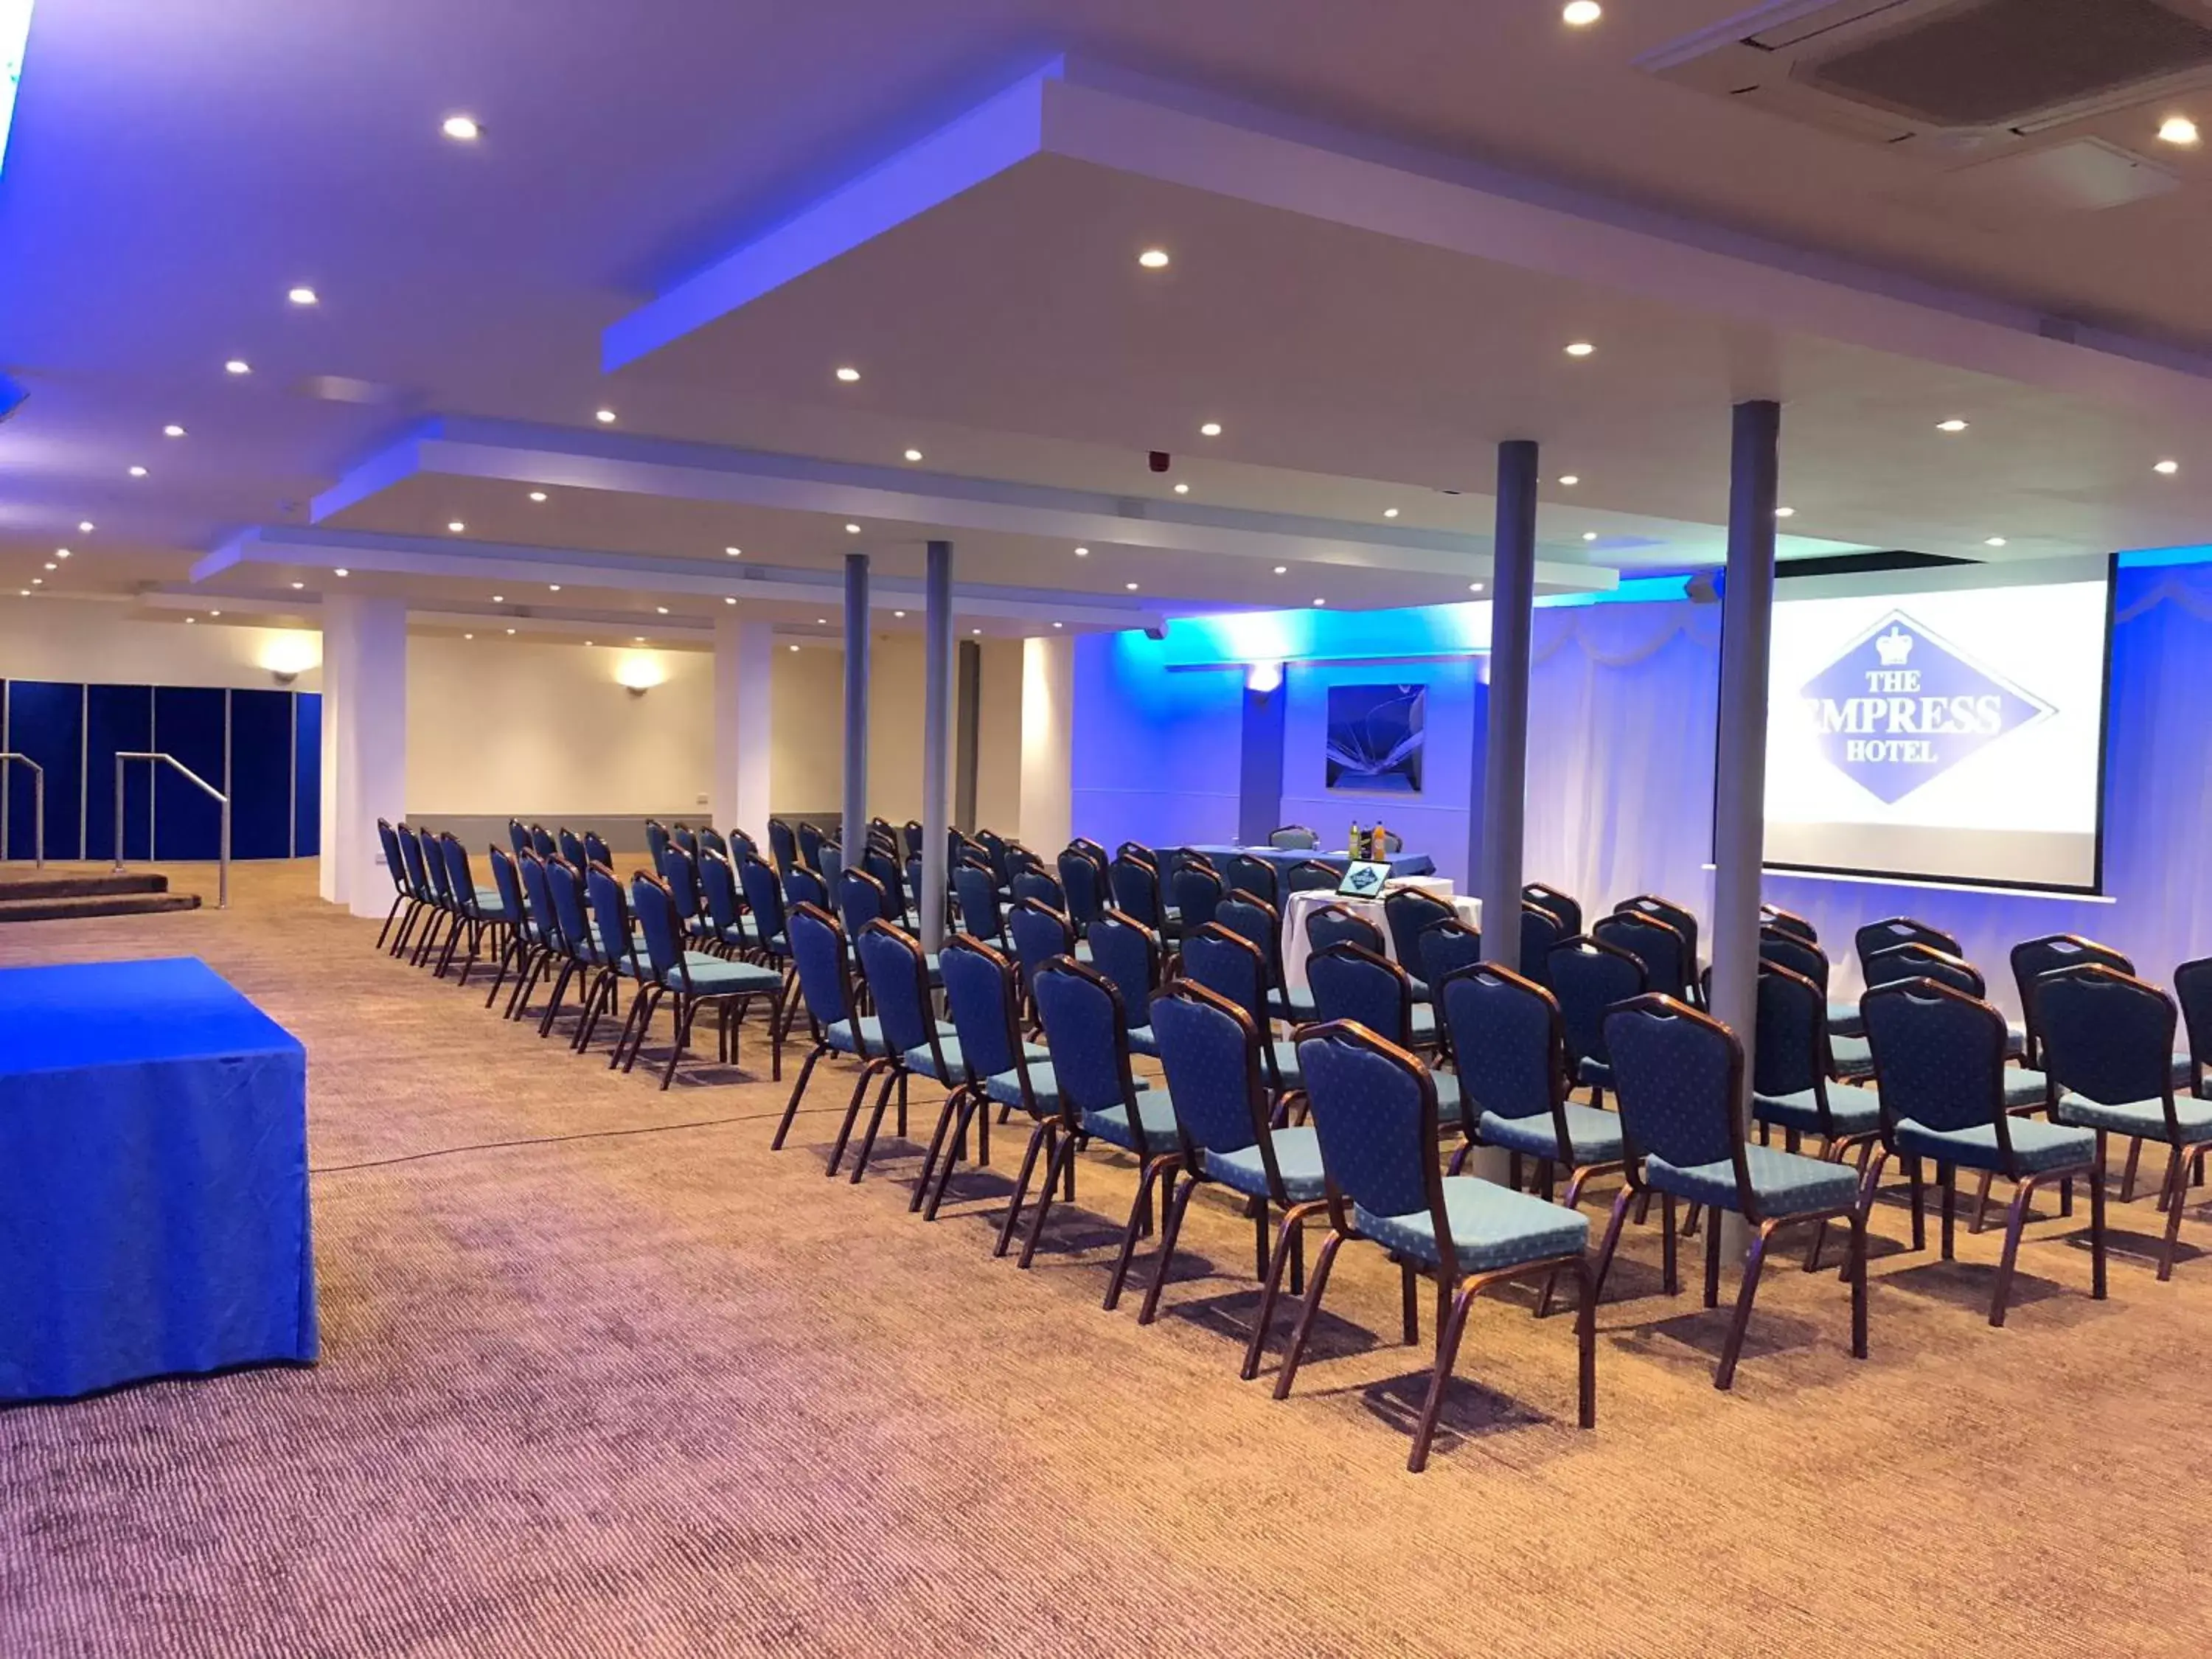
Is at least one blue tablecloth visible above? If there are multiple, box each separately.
[1178,844,1439,880]
[0,957,317,1402]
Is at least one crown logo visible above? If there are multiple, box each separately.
[1875,627,1914,667]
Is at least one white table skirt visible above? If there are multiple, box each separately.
[1281,880,1480,995]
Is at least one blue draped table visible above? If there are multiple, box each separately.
[1177,844,1439,880]
[0,957,318,1402]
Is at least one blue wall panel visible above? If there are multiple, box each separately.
[85,685,155,863]
[152,686,226,860]
[230,689,295,860]
[293,692,321,858]
[3,681,84,862]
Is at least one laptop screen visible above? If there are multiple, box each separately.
[1335,860,1391,900]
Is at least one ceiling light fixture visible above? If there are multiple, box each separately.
[1137,248,1170,269]
[834,366,860,383]
[894,609,906,618]
[442,114,481,142]
[1582,531,1599,541]
[1557,476,1579,487]
[1562,0,1602,24]
[41,562,53,570]
[1199,422,1222,437]
[1985,537,2008,547]
[1563,341,1595,357]
[334,568,349,577]
[77,521,94,532]
[1273,565,1287,574]
[970,627,981,636]
[224,359,251,375]
[2156,459,2181,474]
[1173,482,1190,494]
[1774,506,1795,518]
[1383,507,1399,518]
[549,583,561,591]
[291,581,305,590]
[448,521,465,532]
[594,408,616,423]
[505,627,515,636]
[54,548,69,559]
[162,423,185,438]
[128,465,147,477]
[492,594,504,602]
[724,597,736,605]
[465,633,474,640]
[2159,115,2201,146]
[903,448,922,462]
[1312,597,1326,607]
[1936,418,1969,433]
[1074,546,1089,557]
[726,546,742,556]
[1124,582,1139,591]
[789,644,799,653]
[656,606,669,614]
[288,286,319,307]
[528,490,547,503]
[1470,582,1485,592]
[844,523,860,534]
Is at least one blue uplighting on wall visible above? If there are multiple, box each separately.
[2116,543,2212,570]
[0,1,32,179]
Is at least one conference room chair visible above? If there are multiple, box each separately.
[1594,995,1869,1390]
[479,846,536,1012]
[536,857,615,1046]
[672,824,700,862]
[2177,957,2212,1101]
[698,826,729,862]
[625,872,787,1090]
[1284,1020,1594,1470]
[973,828,1010,890]
[2008,933,2138,1072]
[574,863,650,1060]
[505,818,531,858]
[1223,852,1281,910]
[784,863,832,915]
[1142,981,1330,1351]
[1057,845,1107,933]
[374,818,426,955]
[697,849,761,956]
[918,936,1066,1222]
[1268,825,1319,850]
[767,817,801,874]
[1179,924,1303,1107]
[1023,957,1183,1276]
[771,903,894,1152]
[844,867,942,988]
[1284,860,1341,895]
[506,851,571,1026]
[1518,903,1568,989]
[1861,978,2104,1326]
[657,843,717,948]
[1006,897,1085,1010]
[1417,919,1485,1014]
[1617,894,1702,981]
[901,819,924,858]
[1383,888,1455,999]
[1215,888,1312,1026]
[1593,907,1692,1004]
[644,819,673,881]
[1547,935,1646,1108]
[1307,940,1447,1072]
[953,861,1012,950]
[557,827,587,869]
[1169,860,1225,936]
[2040,964,2212,1282]
[1748,961,1885,1270]
[1522,883,1581,936]
[863,844,918,928]
[1854,916,1960,981]
[838,922,962,1183]
[583,830,611,869]
[1114,839,1157,868]
[392,826,443,967]
[528,824,557,860]
[1859,944,2040,1101]
[1088,909,1165,1057]
[737,852,799,978]
[1010,866,1064,914]
[797,821,829,872]
[1107,853,1180,939]
[406,827,467,974]
[1760,925,1851,1033]
[1761,903,1817,945]
[819,840,846,886]
[1304,902,1385,959]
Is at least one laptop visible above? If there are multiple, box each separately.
[1335,860,1392,900]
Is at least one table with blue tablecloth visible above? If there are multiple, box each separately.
[0,957,317,1402]
[1178,844,1439,880]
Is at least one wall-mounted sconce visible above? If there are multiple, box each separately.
[260,633,321,688]
[614,652,666,696]
[1245,660,1284,695]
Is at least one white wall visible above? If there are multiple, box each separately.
[0,599,324,692]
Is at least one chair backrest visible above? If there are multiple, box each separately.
[1180,922,1270,1029]
[1439,962,1565,1136]
[1011,867,1064,912]
[1154,980,1273,1167]
[977,828,1015,888]
[1418,918,1485,993]
[1384,888,1455,975]
[2010,933,2135,1065]
[583,830,611,869]
[1522,883,1582,936]
[797,820,827,870]
[1107,855,1164,928]
[1605,995,1748,1203]
[378,819,411,895]
[2178,957,2212,1072]
[397,824,435,900]
[1592,909,1689,1000]
[1284,860,1341,895]
[661,842,706,924]
[818,839,844,886]
[1307,941,1413,1047]
[1864,941,1983,998]
[415,829,453,905]
[1759,925,1829,989]
[1223,852,1280,908]
[1296,1022,1441,1225]
[940,935,1032,1094]
[1616,894,1700,967]
[786,902,855,1030]
[557,827,587,868]
[1861,978,2011,1138]
[1267,824,1318,851]
[1087,909,1161,1032]
[1304,902,1385,957]
[437,835,478,919]
[698,826,729,861]
[727,827,757,863]
[1519,903,1568,987]
[507,818,532,858]
[838,867,892,937]
[1033,958,1141,1126]
[863,843,910,916]
[1854,915,1959,977]
[518,850,562,950]
[902,819,924,857]
[855,921,944,1066]
[1548,934,1648,1071]
[2037,964,2176,1110]
[629,872,690,988]
[584,863,639,975]
[1761,903,1817,945]
[669,824,697,858]
[767,817,800,874]
[1169,862,1225,933]
[528,824,557,860]
[953,863,1005,941]
[644,818,672,880]
[1006,897,1079,997]
[488,845,526,925]
[1216,890,1288,991]
[1057,846,1107,928]
[737,853,789,946]
[1753,961,1829,1101]
[545,857,593,960]
[1114,840,1157,869]
[698,849,742,934]
[784,864,830,913]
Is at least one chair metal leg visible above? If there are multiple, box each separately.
[375,892,406,951]
[2159,1141,2188,1282]
[1017,1135,1080,1270]
[2121,1136,2142,1203]
[1907,1155,1926,1251]
[1714,1221,1773,1391]
[2092,1133,2110,1300]
[659,996,695,1090]
[923,1091,985,1222]
[1703,1206,1723,1308]
[771,1044,829,1150]
[1400,1258,1420,1344]
[1940,1162,1956,1260]
[824,1060,889,1176]
[911,1085,969,1214]
[848,1065,905,1183]
[1408,1281,1480,1474]
[1573,1256,1598,1428]
[994,1122,1052,1258]
[1989,1174,2039,1327]
[1239,1202,1321,1380]
[1590,1186,1634,1305]
[1848,1207,1869,1360]
[1661,1192,1679,1296]
[1103,1156,1177,1312]
[1137,1168,1203,1325]
[1968,1168,1995,1234]
[1273,1230,1346,1401]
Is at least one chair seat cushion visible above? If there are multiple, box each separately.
[718,919,762,949]
[1646,1143,1860,1219]
[1269,988,1319,1024]
[1356,1176,1589,1276]
[924,1033,1048,1088]
[1265,1040,1304,1092]
[1895,1113,2092,1175]
[1204,1126,1327,1204]
[886,1023,964,1082]
[1576,1055,1613,1091]
[1826,1000,1865,1039]
[1430,1068,1464,1130]
[1082,1088,1181,1155]
[1752,1082,1882,1139]
[1410,1004,1439,1046]
[474,897,514,922]
[1829,1033,1875,1079]
[983,1061,1149,1115]
[1477,1102,1627,1165]
[826,1016,882,1057]
[2003,1066,2052,1110]
[2053,1090,2212,1143]
[1127,1023,1161,1058]
[667,954,784,995]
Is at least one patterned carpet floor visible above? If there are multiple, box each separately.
[2,861,2208,1657]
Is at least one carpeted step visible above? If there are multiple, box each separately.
[0,871,170,901]
[0,891,202,923]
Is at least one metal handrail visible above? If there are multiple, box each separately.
[114,752,230,910]
[0,754,44,868]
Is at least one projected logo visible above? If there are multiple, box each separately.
[1796,611,2053,804]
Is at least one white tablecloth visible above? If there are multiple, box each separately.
[1281,880,1480,994]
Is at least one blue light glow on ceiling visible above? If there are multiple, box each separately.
[0,0,30,179]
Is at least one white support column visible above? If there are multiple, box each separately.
[1018,633,1074,855]
[713,612,774,849]
[318,594,408,919]
[841,554,871,857]
[919,540,954,953]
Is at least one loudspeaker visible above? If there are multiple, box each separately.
[1143,623,1169,641]
[1686,570,1724,605]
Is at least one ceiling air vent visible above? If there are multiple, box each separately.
[1643,0,2212,163]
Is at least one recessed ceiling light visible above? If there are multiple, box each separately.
[1562,0,1602,23]
[334,568,349,577]
[834,366,860,383]
[1563,341,1595,357]
[656,605,669,615]
[1582,531,1599,541]
[1312,597,1326,607]
[1557,476,1579,487]
[815,617,826,625]
[2159,115,2200,146]
[77,521,94,532]
[1774,506,1795,518]
[162,423,185,438]
[725,546,742,556]
[1074,546,1090,557]
[894,609,906,617]
[528,490,547,503]
[1137,248,1170,269]
[442,114,481,142]
[209,611,220,617]
[128,465,147,478]
[448,521,465,533]
[1470,582,1485,592]
[724,596,736,605]
[789,644,799,653]
[1199,422,1222,437]
[1052,621,1064,629]
[634,636,644,643]
[41,562,54,571]
[2156,459,2181,474]
[505,627,515,636]
[464,633,474,640]
[184,616,193,623]
[54,548,69,559]
[15,589,27,597]
[548,583,561,591]
[1935,418,1969,433]
[291,581,305,590]
[492,594,504,602]
[903,448,923,462]
[224,359,251,375]
[1383,507,1399,518]
[1173,482,1190,494]
[1273,565,1287,574]
[288,286,319,307]
[1985,537,2008,547]
[970,627,981,636]
[594,408,616,424]
[1124,581,1139,591]
[844,523,860,534]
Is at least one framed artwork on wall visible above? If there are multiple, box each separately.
[1326,683,1426,793]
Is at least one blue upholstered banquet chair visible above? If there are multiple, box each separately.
[1284,860,1340,896]
[767,817,800,875]
[506,818,532,858]
[1417,919,1485,1015]
[1593,907,1691,1004]
[770,903,892,1152]
[952,861,1011,950]
[576,863,647,1058]
[737,852,796,973]
[1005,896,1084,1006]
[1086,909,1164,1057]
[797,819,828,872]
[1056,845,1107,933]
[657,842,717,947]
[1760,902,1817,945]
[1010,865,1065,914]
[1521,882,1581,936]
[583,830,611,869]
[1306,942,1447,1069]
[375,818,426,955]
[1214,888,1311,1025]
[506,850,567,1024]
[1107,852,1180,939]
[1179,924,1302,1106]
[480,846,535,1010]
[919,936,1065,1223]
[2178,956,2212,1101]
[1284,1020,1595,1470]
[842,867,940,988]
[2008,934,2138,1072]
[434,833,513,985]
[643,818,673,881]
[783,863,831,915]
[839,922,961,1183]
[1168,860,1225,936]
[528,824,557,860]
[557,826,587,869]
[1517,902,1568,989]
[697,849,759,956]
[625,872,787,1089]
[1615,894,1701,992]
[1594,994,1870,1389]
[1267,824,1318,850]
[1383,888,1455,1000]
[1223,852,1281,910]
[1303,901,1384,959]
[1546,934,1646,1107]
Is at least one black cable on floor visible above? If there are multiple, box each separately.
[309,1108,793,1175]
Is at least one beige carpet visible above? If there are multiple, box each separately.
[1,860,2208,1657]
